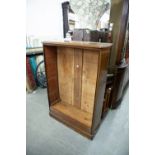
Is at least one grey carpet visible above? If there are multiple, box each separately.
[26,88,129,155]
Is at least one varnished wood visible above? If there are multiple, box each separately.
[49,110,93,139]
[116,0,129,64]
[109,0,129,66]
[81,50,99,114]
[43,46,60,106]
[74,49,83,108]
[92,49,110,132]
[51,102,92,128]
[110,64,129,109]
[57,47,74,105]
[43,41,112,139]
[43,40,112,50]
[102,87,112,118]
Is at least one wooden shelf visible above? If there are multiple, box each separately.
[51,102,92,128]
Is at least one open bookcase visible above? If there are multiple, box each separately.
[43,41,112,139]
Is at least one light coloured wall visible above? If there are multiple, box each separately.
[27,0,63,43]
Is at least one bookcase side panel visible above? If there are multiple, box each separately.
[92,49,110,133]
[44,46,60,106]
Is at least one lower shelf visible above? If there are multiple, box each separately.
[50,102,94,139]
[51,102,92,128]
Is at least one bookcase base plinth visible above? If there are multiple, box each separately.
[49,109,94,139]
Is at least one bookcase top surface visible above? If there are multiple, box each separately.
[43,40,112,49]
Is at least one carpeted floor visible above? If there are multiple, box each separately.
[26,88,129,155]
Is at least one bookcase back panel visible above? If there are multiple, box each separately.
[74,49,83,108]
[81,50,99,114]
[57,47,99,114]
[57,47,74,105]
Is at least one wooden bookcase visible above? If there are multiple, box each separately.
[43,41,112,139]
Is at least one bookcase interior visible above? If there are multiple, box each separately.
[45,46,99,127]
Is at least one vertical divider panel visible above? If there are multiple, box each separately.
[74,49,83,108]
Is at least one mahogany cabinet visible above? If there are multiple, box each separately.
[43,41,112,139]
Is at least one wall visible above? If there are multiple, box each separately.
[27,0,63,44]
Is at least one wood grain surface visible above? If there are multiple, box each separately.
[43,40,112,50]
[44,46,60,105]
[92,49,110,132]
[43,42,111,139]
[51,101,92,128]
[81,50,99,114]
[74,49,83,108]
[57,47,74,105]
